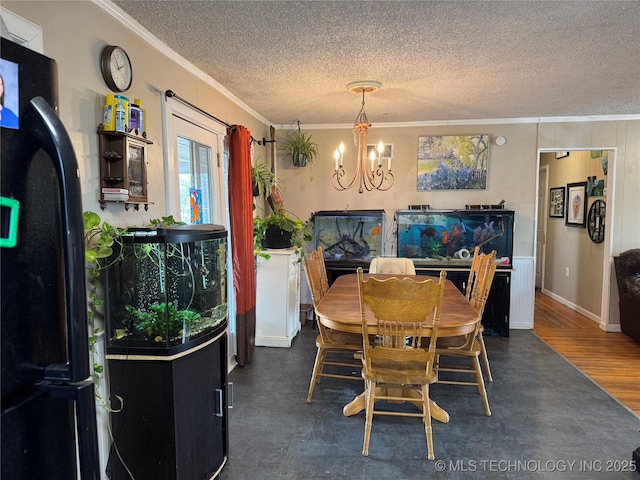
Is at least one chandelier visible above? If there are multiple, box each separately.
[331,81,394,193]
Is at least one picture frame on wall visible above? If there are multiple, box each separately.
[566,181,587,227]
[366,143,393,161]
[549,187,565,218]
[416,134,489,190]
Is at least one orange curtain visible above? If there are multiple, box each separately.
[227,125,255,366]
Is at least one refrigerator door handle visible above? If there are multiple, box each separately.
[46,380,101,480]
[28,96,90,383]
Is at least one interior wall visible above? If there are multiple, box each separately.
[3,0,270,228]
[274,123,539,258]
[540,150,608,319]
[5,2,639,328]
[538,120,640,329]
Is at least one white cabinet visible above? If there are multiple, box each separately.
[255,249,301,347]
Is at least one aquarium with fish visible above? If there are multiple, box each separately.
[312,210,385,263]
[395,209,514,268]
[103,224,228,355]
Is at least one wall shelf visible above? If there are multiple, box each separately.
[97,129,152,209]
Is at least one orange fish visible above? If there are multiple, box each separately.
[453,226,459,236]
[441,230,449,244]
[370,226,381,235]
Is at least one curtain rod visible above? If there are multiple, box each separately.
[165,89,234,131]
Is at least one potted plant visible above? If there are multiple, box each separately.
[253,209,312,262]
[251,160,277,197]
[280,127,319,167]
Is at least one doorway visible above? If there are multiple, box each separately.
[162,95,237,363]
[535,149,615,330]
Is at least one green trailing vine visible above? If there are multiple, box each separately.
[83,211,127,412]
[147,215,185,227]
[82,212,193,411]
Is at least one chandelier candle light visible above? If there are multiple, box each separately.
[332,81,394,193]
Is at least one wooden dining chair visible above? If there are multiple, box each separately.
[303,247,363,403]
[465,246,494,382]
[368,257,416,275]
[315,246,330,296]
[357,267,446,460]
[435,249,496,416]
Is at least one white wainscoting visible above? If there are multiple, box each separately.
[509,256,535,329]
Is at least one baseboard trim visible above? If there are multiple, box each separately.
[540,288,601,324]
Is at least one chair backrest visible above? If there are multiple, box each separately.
[465,246,482,300]
[357,268,446,372]
[302,247,336,342]
[468,250,497,317]
[313,246,330,294]
[302,250,326,308]
[369,257,416,275]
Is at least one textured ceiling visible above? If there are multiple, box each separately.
[113,0,640,126]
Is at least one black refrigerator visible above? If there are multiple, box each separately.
[1,37,100,479]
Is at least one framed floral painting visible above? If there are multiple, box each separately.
[417,135,489,190]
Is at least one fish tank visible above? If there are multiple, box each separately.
[104,224,228,355]
[396,209,514,268]
[312,210,385,263]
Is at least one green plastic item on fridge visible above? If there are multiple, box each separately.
[0,197,20,248]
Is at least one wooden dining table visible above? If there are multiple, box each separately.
[314,272,480,423]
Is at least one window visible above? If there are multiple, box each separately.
[163,98,226,225]
[177,135,213,223]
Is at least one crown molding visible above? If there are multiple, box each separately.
[284,114,640,130]
[93,0,270,126]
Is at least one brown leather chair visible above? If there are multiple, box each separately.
[614,249,640,343]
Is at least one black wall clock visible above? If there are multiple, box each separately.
[100,45,133,92]
[587,200,606,244]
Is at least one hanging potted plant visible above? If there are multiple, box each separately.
[280,121,319,167]
[251,159,276,197]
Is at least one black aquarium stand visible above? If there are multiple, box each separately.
[106,329,229,479]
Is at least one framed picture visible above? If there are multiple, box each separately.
[549,187,565,218]
[366,143,393,160]
[586,176,605,197]
[566,182,587,227]
[555,151,569,159]
[587,199,606,243]
[417,135,489,190]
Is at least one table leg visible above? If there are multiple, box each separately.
[342,387,450,423]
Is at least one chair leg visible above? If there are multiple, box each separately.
[422,384,435,460]
[472,356,491,416]
[477,332,493,382]
[306,347,326,403]
[362,379,375,456]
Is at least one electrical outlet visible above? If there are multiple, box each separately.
[565,267,570,277]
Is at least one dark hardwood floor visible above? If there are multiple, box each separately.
[532,289,640,417]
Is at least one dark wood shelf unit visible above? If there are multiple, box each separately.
[97,129,152,210]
